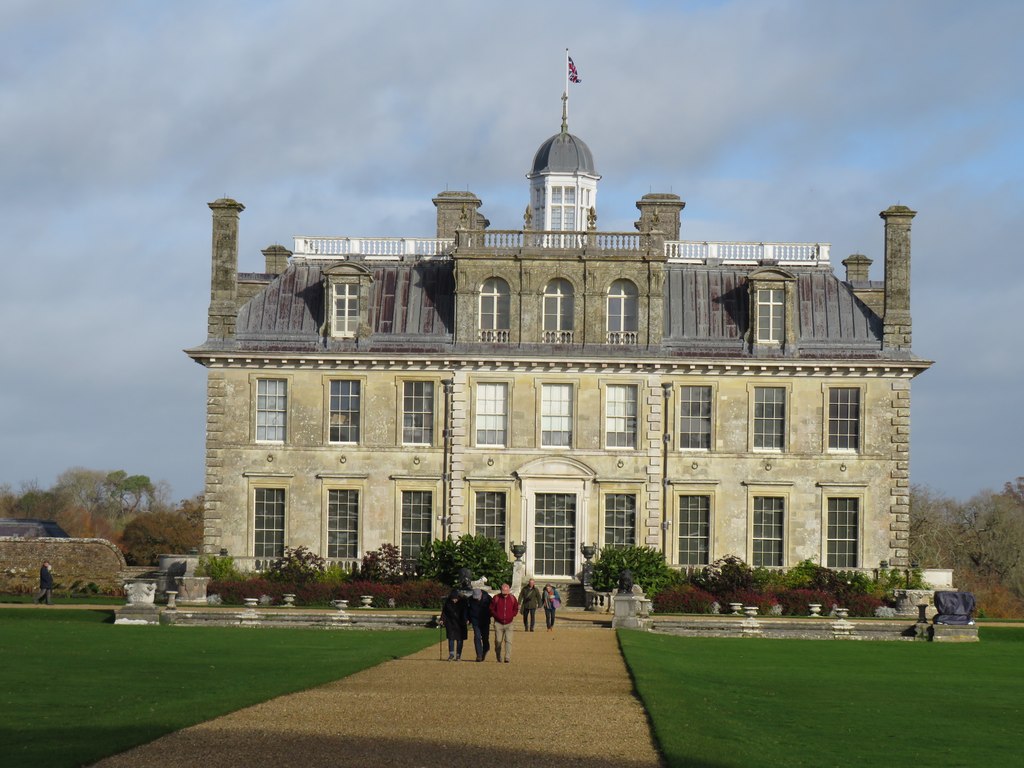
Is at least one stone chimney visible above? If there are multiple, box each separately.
[433,191,487,239]
[261,244,291,275]
[880,205,916,351]
[634,193,685,239]
[842,253,872,283]
[207,198,245,340]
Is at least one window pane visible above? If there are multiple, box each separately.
[474,491,506,546]
[329,380,360,443]
[604,494,636,548]
[756,288,784,343]
[605,384,637,448]
[827,497,859,568]
[535,493,576,577]
[607,280,638,334]
[828,388,861,451]
[334,283,359,336]
[754,387,785,450]
[401,491,432,561]
[327,489,359,559]
[256,379,287,442]
[541,384,573,447]
[678,495,710,566]
[480,278,510,332]
[679,386,712,449]
[476,382,508,446]
[753,496,784,567]
[254,488,285,558]
[403,381,434,444]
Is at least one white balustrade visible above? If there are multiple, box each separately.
[664,240,830,265]
[606,331,638,345]
[479,329,510,343]
[542,330,574,344]
[292,233,829,266]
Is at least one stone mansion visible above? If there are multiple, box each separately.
[187,114,930,581]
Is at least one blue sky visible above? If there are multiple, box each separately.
[1,0,1021,502]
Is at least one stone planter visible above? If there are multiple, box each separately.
[809,603,822,617]
[124,579,157,606]
[175,575,210,605]
[243,597,259,609]
[834,607,849,619]
[729,602,743,616]
[333,599,349,611]
[743,606,759,617]
[360,595,373,608]
[282,594,296,607]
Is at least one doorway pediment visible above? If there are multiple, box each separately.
[513,456,596,481]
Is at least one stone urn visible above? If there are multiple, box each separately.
[333,599,349,611]
[510,543,526,562]
[809,603,822,617]
[243,597,259,609]
[124,579,157,606]
[743,606,759,617]
[834,607,849,619]
[360,595,373,608]
[729,602,743,615]
[282,594,296,607]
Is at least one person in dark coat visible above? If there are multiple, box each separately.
[518,578,542,631]
[35,561,54,605]
[440,589,469,661]
[466,588,492,661]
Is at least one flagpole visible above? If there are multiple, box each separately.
[564,48,569,126]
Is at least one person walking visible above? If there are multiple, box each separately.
[467,587,492,661]
[542,583,561,632]
[489,583,519,663]
[35,561,54,605]
[440,589,468,661]
[518,578,542,632]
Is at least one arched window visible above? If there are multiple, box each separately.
[479,277,510,342]
[542,279,574,343]
[607,279,638,344]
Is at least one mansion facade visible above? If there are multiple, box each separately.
[187,118,930,580]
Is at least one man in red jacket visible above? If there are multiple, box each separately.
[489,582,519,663]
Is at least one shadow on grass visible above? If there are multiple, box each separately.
[10,727,688,768]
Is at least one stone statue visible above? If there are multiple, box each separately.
[617,569,634,594]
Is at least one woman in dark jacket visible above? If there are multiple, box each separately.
[440,589,469,661]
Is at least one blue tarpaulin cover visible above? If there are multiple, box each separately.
[933,590,976,625]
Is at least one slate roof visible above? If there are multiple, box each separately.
[0,518,70,538]
[218,258,885,359]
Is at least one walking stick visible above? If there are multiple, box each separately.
[438,615,443,661]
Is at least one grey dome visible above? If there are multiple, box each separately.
[530,131,597,175]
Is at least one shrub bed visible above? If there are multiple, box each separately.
[207,578,448,608]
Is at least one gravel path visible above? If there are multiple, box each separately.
[92,619,664,768]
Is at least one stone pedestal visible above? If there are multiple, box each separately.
[929,624,979,643]
[175,576,210,605]
[157,553,201,596]
[894,589,936,619]
[115,579,160,625]
[612,592,651,629]
[511,560,526,596]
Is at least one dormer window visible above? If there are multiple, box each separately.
[756,288,785,344]
[333,282,359,337]
[747,267,796,352]
[479,277,510,342]
[323,263,372,340]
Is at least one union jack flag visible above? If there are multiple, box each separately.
[568,56,581,84]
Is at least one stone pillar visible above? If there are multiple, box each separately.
[880,205,916,351]
[207,198,245,340]
[634,193,685,240]
[261,244,291,275]
[841,253,873,283]
[433,191,486,239]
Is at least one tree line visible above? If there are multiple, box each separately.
[0,468,201,566]
[910,476,1024,615]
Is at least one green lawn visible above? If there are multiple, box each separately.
[0,609,435,768]
[619,628,1024,768]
